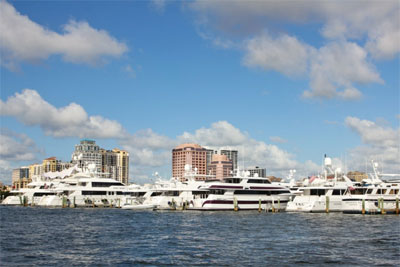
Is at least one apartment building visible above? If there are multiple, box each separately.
[172,143,207,181]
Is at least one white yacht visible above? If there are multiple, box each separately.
[342,184,400,214]
[3,163,143,208]
[37,164,145,208]
[188,170,292,211]
[120,185,154,210]
[2,181,59,206]
[286,157,355,212]
[134,170,208,210]
[341,162,400,214]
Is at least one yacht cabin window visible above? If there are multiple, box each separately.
[350,188,367,195]
[82,191,107,195]
[376,189,386,194]
[128,192,146,197]
[193,191,209,199]
[162,191,180,197]
[389,189,399,195]
[92,182,124,187]
[225,178,241,184]
[247,179,271,184]
[151,192,163,197]
[332,189,345,195]
[209,189,225,195]
[310,189,326,196]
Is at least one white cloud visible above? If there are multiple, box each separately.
[191,0,398,46]
[345,117,399,149]
[150,0,167,13]
[189,0,399,101]
[129,148,171,168]
[0,159,15,185]
[0,128,43,161]
[345,116,400,173]
[269,136,288,144]
[0,1,128,70]
[0,89,126,138]
[304,42,382,100]
[123,64,136,78]
[366,19,400,60]
[243,33,311,76]
[121,128,177,151]
[179,121,248,147]
[0,129,44,185]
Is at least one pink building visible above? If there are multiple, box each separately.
[209,154,233,180]
[172,143,207,181]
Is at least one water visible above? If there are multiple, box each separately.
[1,206,399,266]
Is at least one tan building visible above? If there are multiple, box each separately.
[41,157,72,174]
[172,143,207,181]
[347,171,368,182]
[112,148,129,185]
[29,163,43,179]
[12,167,31,189]
[42,157,58,173]
[208,154,233,180]
[100,148,130,184]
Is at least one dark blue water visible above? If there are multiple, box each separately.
[1,206,399,266]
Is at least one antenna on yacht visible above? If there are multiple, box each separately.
[324,156,333,180]
[287,169,296,181]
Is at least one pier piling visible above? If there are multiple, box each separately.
[234,197,238,211]
[326,196,330,213]
[362,198,365,214]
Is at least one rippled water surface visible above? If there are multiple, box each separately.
[1,206,399,266]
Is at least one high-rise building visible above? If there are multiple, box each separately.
[101,149,129,184]
[42,157,58,173]
[29,163,42,180]
[12,167,30,189]
[205,149,217,174]
[113,148,129,185]
[208,154,233,180]
[71,139,102,173]
[246,166,267,178]
[172,143,207,181]
[72,140,129,184]
[220,149,238,171]
[101,149,117,176]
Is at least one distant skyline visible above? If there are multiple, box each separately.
[1,0,399,184]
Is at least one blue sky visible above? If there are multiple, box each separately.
[1,0,399,184]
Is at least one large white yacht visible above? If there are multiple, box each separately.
[188,170,292,211]
[286,156,355,212]
[37,164,146,208]
[3,162,144,208]
[123,168,208,210]
[341,162,400,214]
[2,181,59,206]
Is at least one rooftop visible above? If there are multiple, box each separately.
[174,143,203,149]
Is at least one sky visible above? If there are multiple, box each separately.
[0,0,399,185]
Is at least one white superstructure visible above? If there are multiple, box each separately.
[286,156,355,212]
[341,161,400,214]
[189,169,292,211]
